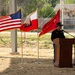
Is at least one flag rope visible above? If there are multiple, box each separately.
[39,10,55,28]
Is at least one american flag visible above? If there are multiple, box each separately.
[0,10,21,32]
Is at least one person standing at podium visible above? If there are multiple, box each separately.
[51,22,65,63]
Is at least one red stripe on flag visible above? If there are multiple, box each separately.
[0,19,21,25]
[0,16,12,22]
[0,16,21,32]
[0,26,21,32]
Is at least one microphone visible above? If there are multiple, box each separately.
[62,30,75,38]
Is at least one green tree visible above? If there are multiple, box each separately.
[51,0,59,7]
[0,0,9,15]
[1,8,7,16]
[17,0,37,16]
[65,0,75,4]
[72,0,75,3]
[17,0,55,18]
[39,4,55,18]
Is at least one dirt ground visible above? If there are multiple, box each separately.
[0,48,75,75]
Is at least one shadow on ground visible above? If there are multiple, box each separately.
[0,57,75,75]
[0,57,53,75]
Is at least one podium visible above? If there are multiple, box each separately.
[53,38,75,67]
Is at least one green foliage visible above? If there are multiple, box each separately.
[65,0,75,4]
[0,8,7,16]
[0,0,8,15]
[1,0,75,18]
[0,0,58,17]
[17,0,56,17]
[51,0,58,7]
[0,33,75,49]
[39,4,55,18]
[17,0,37,16]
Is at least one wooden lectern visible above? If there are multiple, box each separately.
[53,38,75,67]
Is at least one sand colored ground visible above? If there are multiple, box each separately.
[0,48,75,75]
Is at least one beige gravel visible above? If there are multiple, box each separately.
[0,48,75,75]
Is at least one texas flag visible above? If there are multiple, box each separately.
[0,10,21,32]
[20,10,38,32]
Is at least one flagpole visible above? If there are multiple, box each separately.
[62,1,64,25]
[24,32,26,43]
[35,32,41,64]
[9,0,18,54]
[60,0,64,29]
[37,32,39,60]
[36,8,40,63]
[73,28,75,66]
[21,31,23,63]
